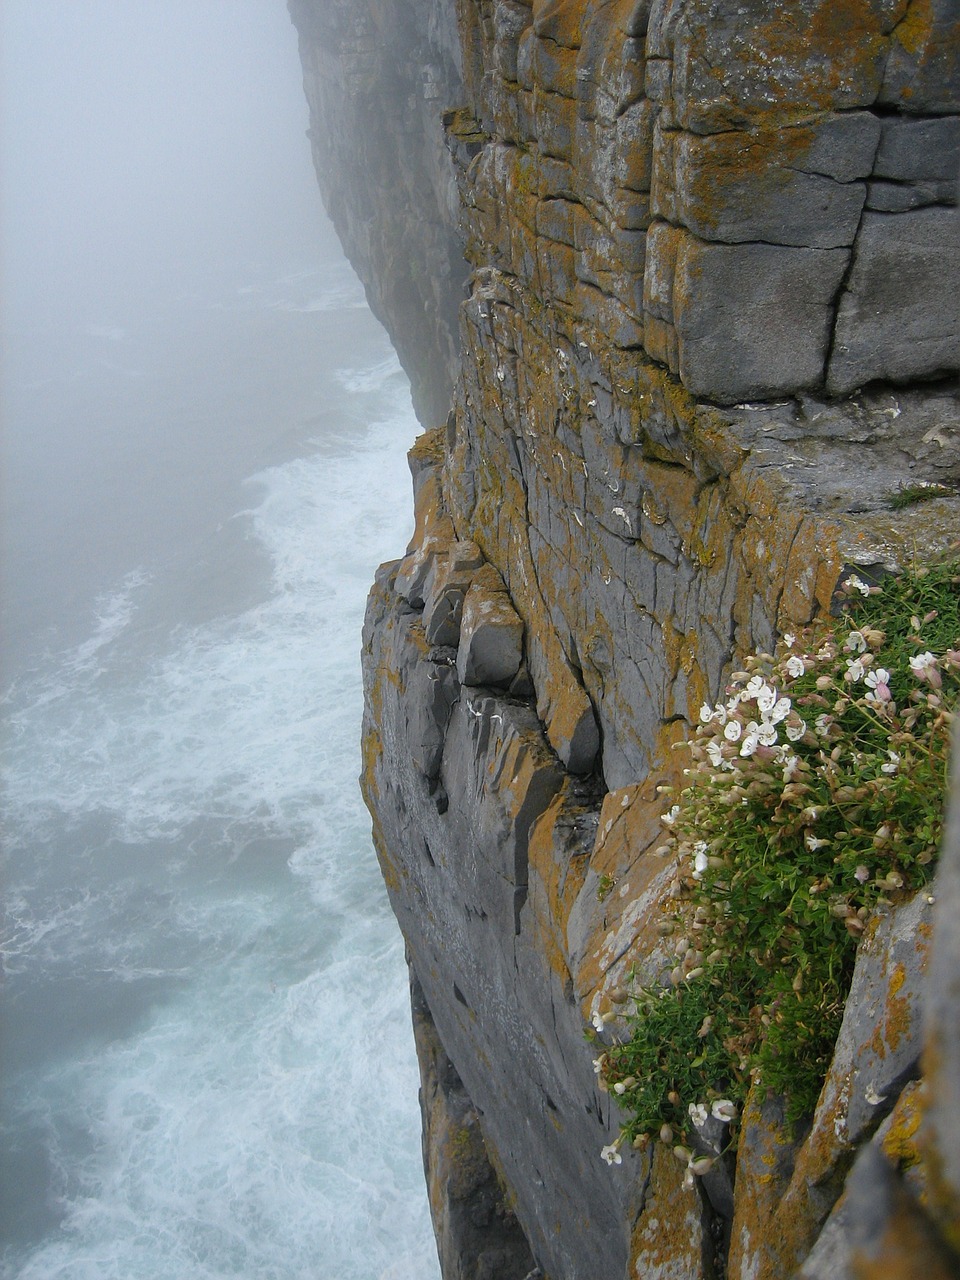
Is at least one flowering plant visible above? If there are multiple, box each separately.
[594,558,959,1168]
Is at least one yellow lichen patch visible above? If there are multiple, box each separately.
[884,962,911,1055]
[628,1144,706,1278]
[891,0,934,54]
[532,0,585,50]
[526,796,581,988]
[727,1084,802,1280]
[780,515,842,627]
[577,774,681,1004]
[881,1079,926,1176]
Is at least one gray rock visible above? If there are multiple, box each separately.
[879,0,960,113]
[827,206,960,395]
[457,581,525,687]
[673,236,849,401]
[406,655,459,779]
[817,890,935,1155]
[875,115,960,184]
[669,116,877,249]
[865,180,958,213]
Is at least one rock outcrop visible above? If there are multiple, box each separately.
[291,2,960,1276]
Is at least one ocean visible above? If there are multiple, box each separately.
[0,5,439,1278]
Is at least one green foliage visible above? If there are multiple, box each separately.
[596,872,615,901]
[887,482,953,510]
[594,557,959,1161]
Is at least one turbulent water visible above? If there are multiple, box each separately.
[0,7,439,1278]
[1,252,439,1280]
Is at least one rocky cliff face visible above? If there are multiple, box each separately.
[291,2,960,1277]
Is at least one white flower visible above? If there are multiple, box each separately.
[711,1100,738,1123]
[699,703,715,724]
[706,740,724,768]
[845,574,871,596]
[744,675,766,699]
[785,655,805,679]
[766,697,791,725]
[783,633,796,647]
[724,720,742,743]
[662,804,681,826]
[592,1011,606,1033]
[613,1082,628,1095]
[864,667,892,704]
[756,684,777,713]
[814,713,833,736]
[757,721,779,746]
[910,651,942,689]
[854,865,870,884]
[805,833,830,852]
[692,846,709,879]
[785,718,806,742]
[592,1057,606,1074]
[688,1102,708,1127]
[881,750,900,776]
[740,724,761,757]
[845,631,868,653]
[600,1143,622,1165]
[845,657,865,683]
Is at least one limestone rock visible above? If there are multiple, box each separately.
[297,0,960,1276]
[827,206,960,396]
[456,573,525,687]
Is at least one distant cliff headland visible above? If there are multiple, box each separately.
[289,2,960,1276]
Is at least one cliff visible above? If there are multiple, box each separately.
[290,3,960,1277]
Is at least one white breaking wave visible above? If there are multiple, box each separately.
[1,359,437,1280]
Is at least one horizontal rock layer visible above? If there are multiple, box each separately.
[292,1,960,1277]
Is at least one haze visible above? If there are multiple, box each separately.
[1,0,337,674]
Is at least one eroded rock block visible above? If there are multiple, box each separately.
[457,572,525,687]
[666,116,877,249]
[673,234,849,401]
[629,1144,713,1279]
[827,206,960,395]
[423,541,485,645]
[406,657,459,779]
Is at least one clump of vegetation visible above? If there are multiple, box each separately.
[592,557,959,1173]
[887,481,954,510]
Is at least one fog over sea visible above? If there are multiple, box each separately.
[1,4,438,1277]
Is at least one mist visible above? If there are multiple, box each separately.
[2,1,323,318]
[1,0,341,675]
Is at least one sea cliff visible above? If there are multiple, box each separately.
[290,3,960,1276]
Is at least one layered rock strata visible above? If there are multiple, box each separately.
[292,1,960,1276]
